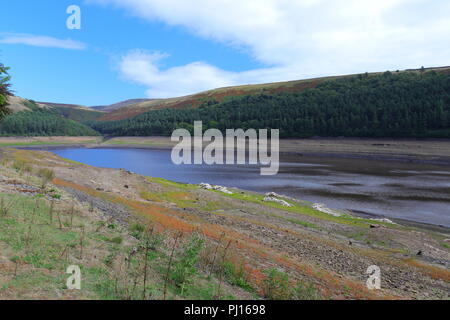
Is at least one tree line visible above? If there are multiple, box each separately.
[0,100,99,137]
[88,71,450,138]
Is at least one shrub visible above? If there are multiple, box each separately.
[292,282,321,300]
[171,233,204,294]
[130,223,145,239]
[109,236,123,244]
[38,168,55,188]
[222,261,253,292]
[262,268,291,300]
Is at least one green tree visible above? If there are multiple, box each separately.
[0,63,12,120]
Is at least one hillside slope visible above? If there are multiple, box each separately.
[90,69,450,138]
[1,98,100,136]
[99,66,450,122]
[37,101,105,122]
[91,99,152,112]
[0,148,448,300]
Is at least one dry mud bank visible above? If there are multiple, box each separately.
[9,136,450,165]
[0,147,449,300]
[101,137,450,165]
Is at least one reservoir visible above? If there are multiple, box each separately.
[47,147,450,228]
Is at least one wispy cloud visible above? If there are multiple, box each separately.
[0,33,86,50]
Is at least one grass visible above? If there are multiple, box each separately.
[0,190,249,300]
[261,268,321,300]
[213,189,398,229]
[0,140,99,147]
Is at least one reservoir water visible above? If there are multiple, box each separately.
[47,147,450,228]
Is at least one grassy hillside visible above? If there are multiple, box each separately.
[0,100,100,136]
[89,70,450,138]
[98,66,450,122]
[37,102,105,122]
[91,99,152,112]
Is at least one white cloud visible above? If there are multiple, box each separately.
[88,0,450,97]
[119,50,236,97]
[0,33,86,50]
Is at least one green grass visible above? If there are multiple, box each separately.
[146,176,196,190]
[214,189,398,228]
[103,140,160,146]
[0,192,247,300]
[0,140,99,147]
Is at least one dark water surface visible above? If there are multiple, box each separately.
[48,147,450,227]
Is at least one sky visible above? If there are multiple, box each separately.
[1,0,449,106]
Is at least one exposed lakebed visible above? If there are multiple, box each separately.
[44,147,450,228]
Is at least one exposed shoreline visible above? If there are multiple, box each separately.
[14,136,450,166]
[14,141,450,232]
[1,147,448,300]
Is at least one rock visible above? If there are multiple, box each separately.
[371,217,395,224]
[199,183,233,194]
[124,185,129,189]
[370,224,381,229]
[417,250,423,256]
[312,203,342,217]
[263,196,292,207]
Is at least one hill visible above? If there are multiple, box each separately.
[37,101,105,122]
[1,98,100,136]
[91,99,152,112]
[89,68,450,138]
[98,66,450,122]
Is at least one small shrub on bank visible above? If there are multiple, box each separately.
[262,268,321,300]
[38,168,55,188]
[171,233,205,294]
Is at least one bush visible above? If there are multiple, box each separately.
[38,168,55,188]
[109,236,123,244]
[262,268,291,300]
[171,233,204,294]
[262,268,322,300]
[222,261,253,292]
[130,223,145,239]
[292,282,322,300]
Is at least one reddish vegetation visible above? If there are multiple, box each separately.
[98,80,322,121]
[52,176,393,299]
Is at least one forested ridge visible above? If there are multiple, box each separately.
[0,100,100,136]
[88,71,450,138]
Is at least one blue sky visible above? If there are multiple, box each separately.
[0,0,259,105]
[1,0,449,106]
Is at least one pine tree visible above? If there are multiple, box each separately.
[0,63,12,120]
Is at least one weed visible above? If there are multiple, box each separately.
[222,261,254,292]
[262,268,291,300]
[171,233,205,295]
[38,168,55,189]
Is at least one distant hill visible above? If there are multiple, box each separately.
[1,97,100,136]
[97,66,450,122]
[91,99,152,112]
[89,68,450,139]
[36,101,105,122]
[7,96,50,113]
